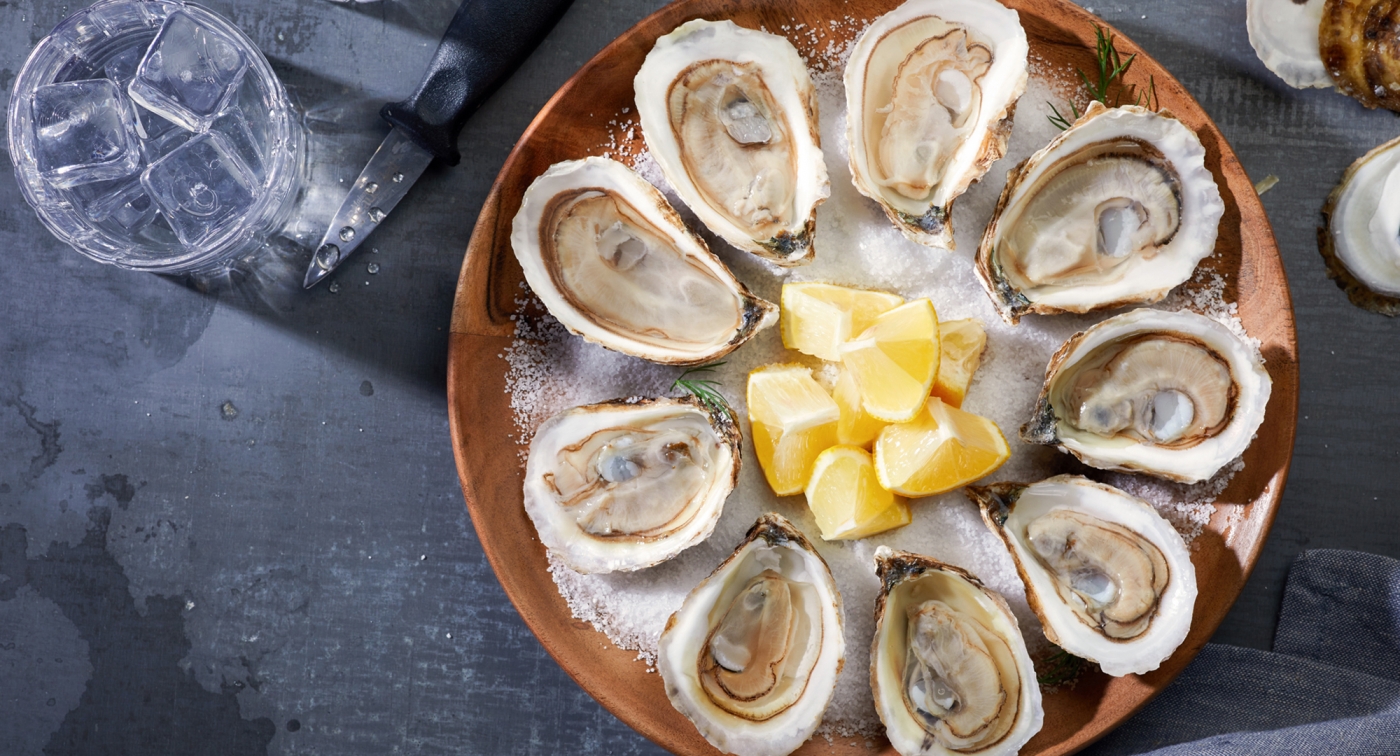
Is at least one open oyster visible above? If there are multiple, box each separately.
[523,397,740,573]
[1319,135,1400,315]
[635,20,829,266]
[511,157,777,364]
[845,0,1028,248]
[1246,0,1331,89]
[977,103,1224,324]
[871,547,1042,756]
[969,476,1198,677]
[1320,0,1400,111]
[658,514,844,756]
[1022,309,1272,483]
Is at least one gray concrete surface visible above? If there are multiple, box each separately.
[0,0,1396,753]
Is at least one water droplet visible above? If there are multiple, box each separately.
[364,181,379,194]
[286,719,301,732]
[339,226,356,242]
[367,207,386,223]
[220,401,239,420]
[392,172,405,183]
[314,244,341,270]
[328,282,341,294]
[367,262,380,274]
[277,31,285,41]
[371,247,380,254]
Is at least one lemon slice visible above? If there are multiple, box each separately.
[781,283,904,361]
[834,366,885,447]
[748,364,841,495]
[805,445,910,540]
[839,298,940,423]
[931,318,988,408]
[874,397,1010,496]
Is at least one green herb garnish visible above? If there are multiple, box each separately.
[1037,647,1088,687]
[1047,24,1158,130]
[672,362,735,422]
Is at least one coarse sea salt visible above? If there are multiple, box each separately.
[500,28,1255,741]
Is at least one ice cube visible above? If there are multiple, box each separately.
[140,127,192,164]
[128,11,249,132]
[31,79,141,189]
[103,43,182,141]
[141,131,258,246]
[70,177,159,232]
[211,106,263,180]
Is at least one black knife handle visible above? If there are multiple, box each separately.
[381,0,574,166]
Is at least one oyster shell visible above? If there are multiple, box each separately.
[635,20,829,266]
[523,397,740,573]
[845,0,1028,248]
[1320,0,1400,111]
[1246,0,1331,89]
[871,547,1042,756]
[1022,308,1272,483]
[969,476,1198,677]
[976,103,1224,324]
[658,513,844,756]
[511,157,777,364]
[1319,135,1400,315]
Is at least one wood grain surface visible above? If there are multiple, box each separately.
[447,0,1300,753]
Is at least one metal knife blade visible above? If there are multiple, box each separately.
[303,128,433,289]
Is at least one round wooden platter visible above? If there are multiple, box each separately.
[446,0,1300,752]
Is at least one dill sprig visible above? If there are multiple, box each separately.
[672,362,735,422]
[1046,24,1159,130]
[1037,647,1088,688]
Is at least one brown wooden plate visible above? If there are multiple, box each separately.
[447,0,1300,752]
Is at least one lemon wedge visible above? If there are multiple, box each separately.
[931,318,988,408]
[805,445,910,540]
[874,397,1010,496]
[748,364,840,495]
[781,283,904,361]
[834,366,885,447]
[839,298,940,423]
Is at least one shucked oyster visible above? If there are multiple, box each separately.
[511,157,777,364]
[977,103,1224,324]
[635,20,829,266]
[1023,309,1272,483]
[1319,135,1400,315]
[845,0,1029,248]
[523,397,739,573]
[659,514,844,756]
[969,476,1198,677]
[1246,0,1331,89]
[870,547,1042,756]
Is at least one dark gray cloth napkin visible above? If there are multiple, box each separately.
[1082,549,1400,755]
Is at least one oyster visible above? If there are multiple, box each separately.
[511,157,777,364]
[658,514,844,756]
[1320,0,1400,111]
[977,103,1224,323]
[969,476,1198,677]
[523,397,740,573]
[871,547,1042,756]
[1246,0,1331,89]
[845,0,1028,248]
[635,20,829,266]
[1319,135,1400,315]
[1022,308,1272,483]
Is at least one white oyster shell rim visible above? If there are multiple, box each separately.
[1245,0,1332,89]
[844,0,1029,248]
[1036,308,1272,484]
[658,514,844,756]
[980,475,1198,677]
[522,397,739,574]
[870,546,1043,756]
[978,103,1224,321]
[1322,135,1400,300]
[633,19,830,264]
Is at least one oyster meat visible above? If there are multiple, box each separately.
[1022,308,1272,483]
[658,514,844,756]
[1320,135,1400,315]
[635,20,829,266]
[1246,0,1331,89]
[511,157,777,364]
[523,397,740,573]
[977,103,1224,323]
[969,476,1198,677]
[845,0,1028,248]
[871,547,1042,756]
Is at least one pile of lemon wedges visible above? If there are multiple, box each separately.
[750,283,1008,541]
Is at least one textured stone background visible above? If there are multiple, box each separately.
[0,0,1396,754]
